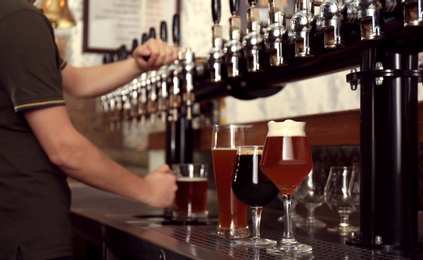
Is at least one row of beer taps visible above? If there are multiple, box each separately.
[100,0,422,130]
[209,0,422,80]
[100,14,202,130]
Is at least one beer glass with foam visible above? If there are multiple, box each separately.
[260,120,313,253]
[211,124,253,238]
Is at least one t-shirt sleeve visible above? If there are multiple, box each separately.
[0,9,65,112]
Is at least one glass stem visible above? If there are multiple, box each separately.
[251,206,263,240]
[282,194,294,239]
[305,203,317,224]
[339,213,350,228]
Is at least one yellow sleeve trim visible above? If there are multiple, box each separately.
[14,100,65,111]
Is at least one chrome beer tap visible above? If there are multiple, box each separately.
[146,27,159,124]
[354,0,383,40]
[403,0,423,26]
[319,0,345,48]
[291,0,315,57]
[183,48,196,120]
[136,33,149,125]
[158,21,170,123]
[167,14,183,122]
[209,0,224,82]
[224,0,243,77]
[243,0,265,72]
[265,0,287,66]
[137,72,148,125]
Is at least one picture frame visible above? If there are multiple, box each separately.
[82,0,180,53]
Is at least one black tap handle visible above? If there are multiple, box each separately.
[139,33,150,61]
[149,27,156,39]
[212,0,221,23]
[172,13,180,46]
[102,54,108,64]
[229,0,239,15]
[248,0,257,6]
[131,38,139,53]
[160,21,168,42]
[117,44,128,60]
[141,33,148,44]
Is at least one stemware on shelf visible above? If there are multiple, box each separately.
[295,162,329,231]
[232,145,279,247]
[324,166,359,235]
[260,120,314,253]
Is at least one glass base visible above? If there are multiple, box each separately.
[234,237,277,247]
[172,211,208,222]
[267,238,312,254]
[295,218,327,231]
[216,226,249,239]
[327,224,359,235]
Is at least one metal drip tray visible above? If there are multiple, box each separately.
[146,225,420,259]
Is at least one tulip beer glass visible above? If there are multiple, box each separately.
[211,124,253,238]
[260,120,313,253]
[232,145,279,246]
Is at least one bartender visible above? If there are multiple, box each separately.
[0,0,178,259]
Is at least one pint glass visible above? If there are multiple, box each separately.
[172,163,208,221]
[211,124,253,238]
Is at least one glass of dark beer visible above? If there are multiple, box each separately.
[211,124,253,239]
[172,163,208,221]
[260,120,313,253]
[232,145,279,246]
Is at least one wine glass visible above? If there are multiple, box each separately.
[324,166,359,234]
[260,120,314,253]
[211,124,253,238]
[348,163,360,212]
[232,145,279,247]
[295,163,329,231]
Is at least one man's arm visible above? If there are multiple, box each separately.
[23,105,177,208]
[62,38,178,98]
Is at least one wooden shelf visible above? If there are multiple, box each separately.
[148,101,423,151]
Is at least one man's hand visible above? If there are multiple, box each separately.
[142,164,178,208]
[133,39,178,72]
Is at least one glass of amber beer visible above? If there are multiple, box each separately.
[260,120,313,253]
[172,163,208,221]
[211,124,253,238]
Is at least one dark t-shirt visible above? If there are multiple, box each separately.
[0,1,72,259]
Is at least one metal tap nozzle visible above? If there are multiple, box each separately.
[147,70,159,124]
[183,48,196,120]
[355,0,383,40]
[224,0,243,77]
[242,0,265,72]
[291,0,315,57]
[137,73,148,125]
[319,0,345,48]
[265,0,287,66]
[157,21,170,123]
[209,0,224,82]
[403,0,422,26]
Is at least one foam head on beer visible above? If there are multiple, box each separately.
[267,119,306,137]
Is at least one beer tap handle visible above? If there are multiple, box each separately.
[149,27,157,39]
[230,0,240,14]
[212,0,221,24]
[141,32,148,44]
[172,14,180,47]
[131,38,139,53]
[160,21,168,42]
[209,0,224,81]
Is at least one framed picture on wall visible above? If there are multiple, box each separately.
[82,0,180,53]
